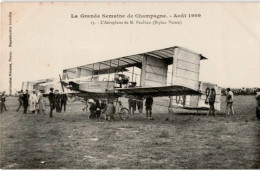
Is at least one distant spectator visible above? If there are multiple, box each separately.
[1,91,7,112]
[55,90,61,113]
[29,90,37,114]
[145,96,153,119]
[256,92,260,120]
[48,88,55,118]
[207,88,216,116]
[0,92,2,114]
[128,98,136,114]
[35,90,40,115]
[1,92,8,114]
[22,90,29,114]
[36,90,47,115]
[60,93,68,112]
[16,90,24,112]
[128,99,132,114]
[35,90,39,114]
[137,97,143,114]
[226,88,235,115]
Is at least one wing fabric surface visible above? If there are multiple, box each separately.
[116,85,201,97]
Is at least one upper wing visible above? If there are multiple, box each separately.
[116,85,201,98]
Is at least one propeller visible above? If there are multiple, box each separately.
[59,74,65,93]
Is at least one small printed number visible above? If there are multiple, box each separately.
[189,14,201,18]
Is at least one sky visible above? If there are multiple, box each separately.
[1,2,260,94]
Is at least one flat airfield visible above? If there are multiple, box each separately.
[1,96,260,169]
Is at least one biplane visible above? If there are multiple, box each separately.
[39,46,221,116]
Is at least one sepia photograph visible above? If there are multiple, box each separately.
[0,1,260,169]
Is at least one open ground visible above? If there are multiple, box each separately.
[1,95,260,169]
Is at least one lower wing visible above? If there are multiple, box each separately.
[116,85,201,98]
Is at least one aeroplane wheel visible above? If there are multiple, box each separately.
[119,107,129,121]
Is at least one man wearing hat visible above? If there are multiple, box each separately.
[48,88,56,118]
[16,90,24,112]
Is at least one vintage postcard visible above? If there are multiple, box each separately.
[0,1,260,169]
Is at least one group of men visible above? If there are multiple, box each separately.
[12,88,68,117]
[2,87,260,120]
[128,96,154,118]
[87,96,154,121]
[225,88,260,120]
[48,88,67,118]
[88,99,105,119]
[16,89,47,115]
[87,99,116,121]
[207,87,235,116]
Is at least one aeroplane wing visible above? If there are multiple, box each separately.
[65,81,122,99]
[72,91,121,99]
[116,85,201,98]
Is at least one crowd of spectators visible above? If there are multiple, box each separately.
[222,87,260,95]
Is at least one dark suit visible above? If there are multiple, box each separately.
[145,97,153,117]
[16,93,23,111]
[55,93,61,112]
[22,93,29,114]
[48,92,55,117]
[0,94,6,113]
[60,94,67,112]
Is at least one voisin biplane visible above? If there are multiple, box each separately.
[40,46,221,114]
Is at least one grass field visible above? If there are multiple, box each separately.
[1,95,260,169]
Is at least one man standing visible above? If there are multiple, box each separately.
[55,90,61,113]
[0,92,2,114]
[145,96,153,119]
[60,93,68,112]
[256,92,260,120]
[48,88,56,118]
[137,97,143,114]
[29,90,37,114]
[226,88,235,115]
[22,90,29,114]
[0,92,5,114]
[1,91,7,112]
[128,98,136,114]
[16,90,24,112]
[37,90,47,115]
[207,88,216,116]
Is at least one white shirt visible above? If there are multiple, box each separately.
[227,91,234,102]
[30,93,38,102]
